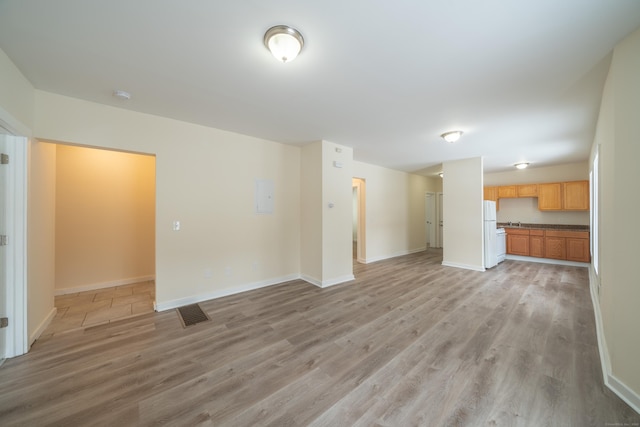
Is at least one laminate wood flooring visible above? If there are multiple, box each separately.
[1,250,638,426]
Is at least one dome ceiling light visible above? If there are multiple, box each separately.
[440,130,463,143]
[515,162,530,169]
[264,25,304,63]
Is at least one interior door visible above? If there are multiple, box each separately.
[425,193,436,248]
[0,133,8,361]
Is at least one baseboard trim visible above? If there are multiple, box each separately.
[505,255,589,267]
[441,261,485,272]
[155,274,300,312]
[364,247,426,264]
[29,307,57,347]
[54,275,156,296]
[302,274,355,288]
[589,268,640,415]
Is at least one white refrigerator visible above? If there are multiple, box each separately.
[484,200,498,268]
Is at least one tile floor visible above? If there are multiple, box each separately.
[42,281,155,337]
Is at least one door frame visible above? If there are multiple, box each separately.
[425,192,436,248]
[352,178,366,263]
[0,115,28,359]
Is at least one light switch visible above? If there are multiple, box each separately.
[172,221,180,231]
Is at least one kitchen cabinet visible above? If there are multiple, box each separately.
[544,236,566,259]
[544,230,590,262]
[529,229,544,258]
[506,228,589,262]
[538,183,563,210]
[566,235,590,262]
[484,186,499,210]
[506,228,529,256]
[563,181,589,210]
[498,185,517,198]
[517,184,538,198]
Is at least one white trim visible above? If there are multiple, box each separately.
[1,135,28,358]
[0,106,32,138]
[302,274,355,288]
[155,274,300,312]
[364,247,426,264]
[589,267,640,414]
[54,275,156,296]
[28,307,56,347]
[505,255,589,267]
[441,261,485,272]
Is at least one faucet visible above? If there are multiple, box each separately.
[517,221,521,227]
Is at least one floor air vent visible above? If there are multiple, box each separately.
[177,304,210,327]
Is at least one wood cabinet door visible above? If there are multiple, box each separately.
[484,187,498,201]
[517,184,538,198]
[498,185,517,198]
[530,235,544,258]
[507,234,529,256]
[538,183,563,210]
[566,238,590,262]
[544,236,566,259]
[563,181,589,210]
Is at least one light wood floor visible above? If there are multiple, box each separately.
[1,250,638,426]
[44,281,155,337]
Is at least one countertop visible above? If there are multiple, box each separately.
[497,223,590,232]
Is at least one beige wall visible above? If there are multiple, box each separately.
[34,91,301,309]
[27,141,56,344]
[300,142,323,282]
[592,27,640,401]
[54,144,155,292]
[353,161,431,263]
[442,157,484,271]
[485,163,590,225]
[321,141,353,284]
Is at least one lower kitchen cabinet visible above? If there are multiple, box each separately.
[544,236,566,260]
[506,228,529,256]
[566,237,590,262]
[529,230,544,258]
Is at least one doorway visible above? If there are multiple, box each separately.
[352,178,366,263]
[425,192,436,248]
[45,143,156,335]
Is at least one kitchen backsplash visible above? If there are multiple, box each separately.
[497,197,590,226]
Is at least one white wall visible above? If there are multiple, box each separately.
[485,162,590,225]
[300,142,323,282]
[27,141,56,344]
[321,141,354,285]
[353,161,433,263]
[0,48,34,132]
[442,157,484,271]
[591,27,640,406]
[34,91,301,310]
[54,144,155,292]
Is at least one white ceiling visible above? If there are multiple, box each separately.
[1,1,639,175]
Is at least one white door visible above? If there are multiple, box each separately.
[0,133,8,361]
[425,193,436,248]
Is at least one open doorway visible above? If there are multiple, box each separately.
[44,143,156,336]
[352,178,366,263]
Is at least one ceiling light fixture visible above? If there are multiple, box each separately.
[440,130,463,143]
[515,162,530,169]
[264,25,304,63]
[438,172,444,178]
[112,90,131,100]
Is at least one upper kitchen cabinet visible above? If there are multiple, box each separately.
[538,183,563,210]
[517,184,538,198]
[538,181,589,211]
[483,186,499,210]
[497,185,517,198]
[563,180,589,210]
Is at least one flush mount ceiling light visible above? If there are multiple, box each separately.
[440,130,463,143]
[112,90,131,100]
[264,25,304,63]
[438,172,444,178]
[515,162,530,169]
